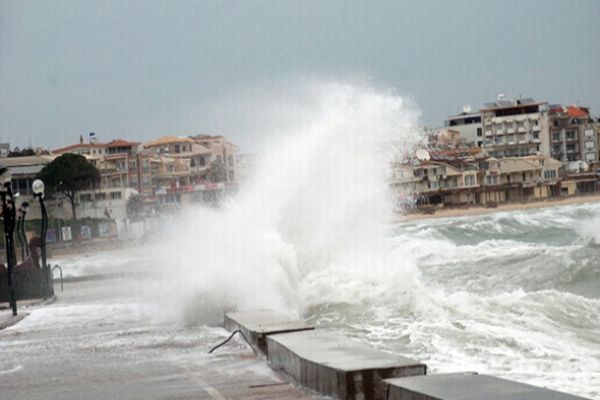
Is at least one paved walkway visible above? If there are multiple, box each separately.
[0,277,319,399]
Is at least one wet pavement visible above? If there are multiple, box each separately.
[0,274,319,399]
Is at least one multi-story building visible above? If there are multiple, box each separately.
[444,110,483,147]
[143,136,211,187]
[480,97,550,158]
[190,135,238,184]
[392,152,563,207]
[548,105,597,163]
[479,155,562,204]
[54,138,154,195]
[391,154,480,206]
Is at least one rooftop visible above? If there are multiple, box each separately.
[144,136,194,147]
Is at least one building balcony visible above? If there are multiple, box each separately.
[506,128,515,134]
[495,129,505,135]
[517,127,526,133]
[485,130,493,137]
[532,125,541,131]
[532,138,542,143]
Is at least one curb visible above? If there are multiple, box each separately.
[0,313,28,330]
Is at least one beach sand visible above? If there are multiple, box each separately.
[400,194,600,221]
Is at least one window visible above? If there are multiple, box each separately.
[552,145,561,154]
[586,153,596,161]
[228,155,234,165]
[95,193,106,201]
[566,144,576,152]
[476,128,482,137]
[544,170,557,179]
[464,175,475,186]
[533,132,539,139]
[80,193,92,202]
[199,157,206,167]
[485,175,499,185]
[566,131,576,140]
[552,132,560,141]
[110,191,122,200]
[143,175,151,185]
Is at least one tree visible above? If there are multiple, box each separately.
[8,147,36,157]
[126,194,144,221]
[37,154,100,221]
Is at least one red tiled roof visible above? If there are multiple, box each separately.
[53,143,106,154]
[566,106,589,118]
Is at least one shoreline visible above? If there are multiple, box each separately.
[400,194,600,221]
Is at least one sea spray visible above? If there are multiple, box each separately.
[146,81,426,324]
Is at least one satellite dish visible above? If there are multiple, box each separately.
[497,93,506,101]
[462,105,472,113]
[416,149,431,161]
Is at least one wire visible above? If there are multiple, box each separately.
[208,329,257,355]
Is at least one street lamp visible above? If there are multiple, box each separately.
[0,167,17,316]
[17,201,30,261]
[32,179,52,299]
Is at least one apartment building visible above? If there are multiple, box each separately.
[54,138,155,195]
[444,110,483,147]
[480,97,550,158]
[392,152,563,207]
[144,136,211,186]
[548,105,597,163]
[190,135,238,184]
[479,155,561,204]
[391,155,480,206]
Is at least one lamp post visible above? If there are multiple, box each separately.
[0,167,17,316]
[32,179,52,299]
[17,201,30,261]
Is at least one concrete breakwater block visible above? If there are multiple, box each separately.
[385,372,591,400]
[267,330,426,400]
[224,310,314,355]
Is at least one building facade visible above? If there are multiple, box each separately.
[549,105,598,163]
[480,97,550,158]
[444,111,483,147]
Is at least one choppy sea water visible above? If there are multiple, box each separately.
[304,202,600,399]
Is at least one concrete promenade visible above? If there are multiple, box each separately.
[0,275,319,399]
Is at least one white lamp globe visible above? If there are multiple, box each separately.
[32,179,45,196]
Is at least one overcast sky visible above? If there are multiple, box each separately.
[1,0,599,151]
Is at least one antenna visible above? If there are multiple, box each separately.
[416,149,431,161]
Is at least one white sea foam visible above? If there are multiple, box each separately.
[141,81,425,324]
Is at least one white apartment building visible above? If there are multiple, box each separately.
[480,97,550,158]
[444,111,483,147]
